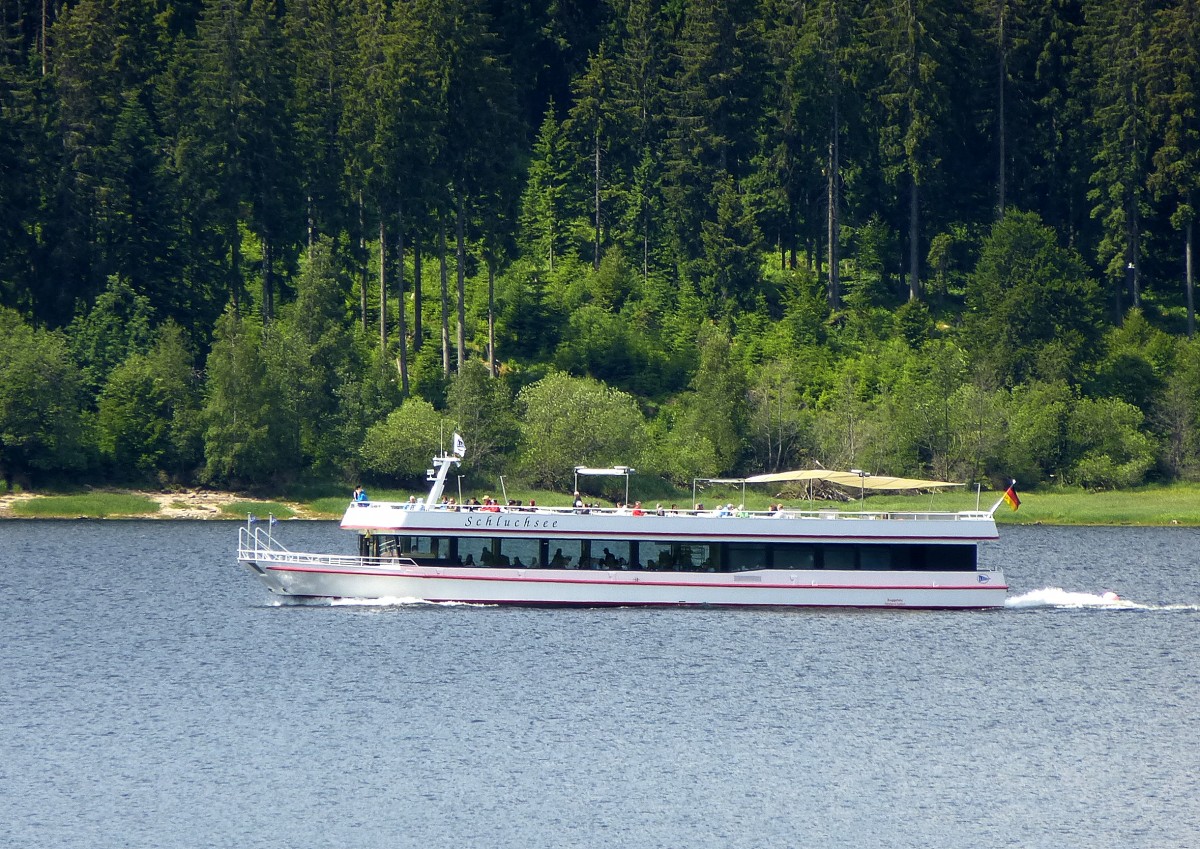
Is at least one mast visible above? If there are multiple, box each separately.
[424,454,461,507]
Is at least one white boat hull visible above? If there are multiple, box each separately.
[239,557,1007,609]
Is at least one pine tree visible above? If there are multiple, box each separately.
[1083,0,1154,313]
[520,102,580,271]
[662,0,764,309]
[1148,0,1200,337]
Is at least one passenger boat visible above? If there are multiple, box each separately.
[238,447,1011,609]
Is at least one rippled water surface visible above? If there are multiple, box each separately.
[2,521,1198,848]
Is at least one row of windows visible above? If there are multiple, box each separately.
[358,534,979,572]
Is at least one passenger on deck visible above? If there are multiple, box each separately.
[602,548,618,568]
[353,486,368,503]
[573,492,584,509]
[631,501,645,516]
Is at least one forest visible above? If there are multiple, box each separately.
[1,0,1199,495]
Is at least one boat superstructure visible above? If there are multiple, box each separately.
[237,452,1009,608]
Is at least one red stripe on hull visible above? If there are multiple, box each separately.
[261,563,1007,593]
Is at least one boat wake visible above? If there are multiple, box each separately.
[268,596,482,608]
[330,596,482,608]
[1005,587,1200,612]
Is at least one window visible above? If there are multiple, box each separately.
[546,539,582,569]
[676,544,714,572]
[500,538,540,569]
[592,541,631,570]
[401,536,439,558]
[457,537,493,567]
[726,544,769,572]
[823,546,858,570]
[858,545,892,570]
[641,542,676,571]
[772,545,816,570]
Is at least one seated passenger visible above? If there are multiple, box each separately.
[550,548,568,568]
[631,501,645,516]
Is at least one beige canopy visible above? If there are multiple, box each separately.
[742,470,963,491]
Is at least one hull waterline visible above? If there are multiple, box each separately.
[240,557,1007,609]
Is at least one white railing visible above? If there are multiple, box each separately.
[345,502,992,522]
[237,524,418,571]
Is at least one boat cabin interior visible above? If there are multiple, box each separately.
[357,533,979,572]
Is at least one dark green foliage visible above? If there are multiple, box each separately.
[97,321,202,481]
[447,359,520,476]
[3,0,1200,492]
[965,210,1105,387]
[0,309,88,489]
[515,371,647,489]
[68,277,157,396]
[201,306,299,485]
[359,397,446,484]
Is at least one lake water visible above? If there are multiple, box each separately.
[2,520,1198,848]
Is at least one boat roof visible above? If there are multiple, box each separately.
[741,470,963,490]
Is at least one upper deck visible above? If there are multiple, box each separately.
[341,501,999,544]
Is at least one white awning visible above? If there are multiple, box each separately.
[743,470,962,490]
[574,466,634,476]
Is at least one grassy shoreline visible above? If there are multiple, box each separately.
[4,482,1200,525]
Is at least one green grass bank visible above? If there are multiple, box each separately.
[4,482,1200,525]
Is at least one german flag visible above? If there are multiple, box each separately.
[1002,482,1020,511]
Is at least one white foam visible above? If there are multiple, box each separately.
[329,596,482,607]
[268,595,464,607]
[1005,587,1200,611]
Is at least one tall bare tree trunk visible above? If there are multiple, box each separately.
[487,257,497,377]
[1128,205,1141,308]
[593,130,602,271]
[306,194,315,258]
[455,192,466,375]
[261,236,273,323]
[379,219,387,361]
[357,195,367,331]
[413,241,423,347]
[827,89,841,309]
[230,213,241,311]
[908,175,921,301]
[396,201,409,394]
[996,1,1007,216]
[439,216,450,376]
[1187,211,1195,339]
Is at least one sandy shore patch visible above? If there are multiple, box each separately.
[0,489,312,519]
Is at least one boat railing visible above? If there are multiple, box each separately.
[346,502,994,522]
[238,524,420,571]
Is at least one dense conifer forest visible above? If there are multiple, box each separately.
[1,0,1199,493]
